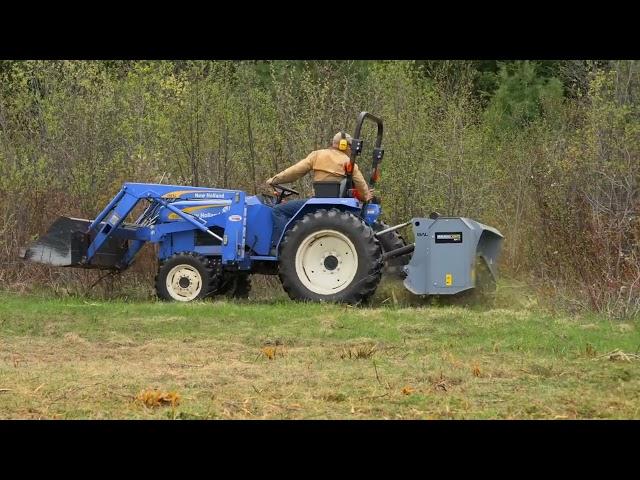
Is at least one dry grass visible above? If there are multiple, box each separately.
[0,290,639,419]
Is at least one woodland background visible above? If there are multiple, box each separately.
[1,60,638,317]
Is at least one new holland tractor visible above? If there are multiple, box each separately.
[21,112,504,304]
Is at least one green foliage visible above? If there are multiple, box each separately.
[1,60,638,317]
[485,61,564,131]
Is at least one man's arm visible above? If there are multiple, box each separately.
[352,164,372,201]
[267,152,316,185]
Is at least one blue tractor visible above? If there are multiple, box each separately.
[21,112,504,304]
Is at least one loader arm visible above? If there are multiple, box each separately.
[86,188,227,263]
[22,183,247,271]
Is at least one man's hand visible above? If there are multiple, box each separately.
[365,189,375,202]
[265,177,281,198]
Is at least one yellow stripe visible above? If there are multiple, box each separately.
[162,190,217,199]
[167,204,228,220]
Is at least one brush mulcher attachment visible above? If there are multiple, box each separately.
[380,216,504,295]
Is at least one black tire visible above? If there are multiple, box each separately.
[214,272,252,299]
[373,221,411,279]
[278,208,382,304]
[155,252,216,302]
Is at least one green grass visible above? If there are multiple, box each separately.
[1,287,639,419]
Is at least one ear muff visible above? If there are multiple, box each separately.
[338,131,348,151]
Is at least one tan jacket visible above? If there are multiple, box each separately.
[269,148,370,199]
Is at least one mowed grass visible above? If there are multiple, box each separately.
[0,287,639,419]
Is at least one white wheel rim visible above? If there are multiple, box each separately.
[165,264,203,301]
[294,229,358,295]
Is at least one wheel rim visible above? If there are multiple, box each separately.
[165,264,203,301]
[294,229,358,295]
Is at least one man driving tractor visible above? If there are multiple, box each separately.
[266,131,373,246]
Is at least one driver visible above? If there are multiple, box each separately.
[266,132,373,249]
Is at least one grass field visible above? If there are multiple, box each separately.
[1,286,639,419]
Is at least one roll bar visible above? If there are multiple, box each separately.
[346,111,385,195]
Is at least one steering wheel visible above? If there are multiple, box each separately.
[271,184,300,205]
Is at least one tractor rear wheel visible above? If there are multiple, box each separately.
[278,208,382,304]
[155,252,215,302]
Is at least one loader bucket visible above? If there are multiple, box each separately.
[20,216,127,270]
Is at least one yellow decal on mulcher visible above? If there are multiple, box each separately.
[445,273,453,286]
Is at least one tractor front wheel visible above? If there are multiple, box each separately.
[155,253,215,302]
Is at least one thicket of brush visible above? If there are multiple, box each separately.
[1,60,638,317]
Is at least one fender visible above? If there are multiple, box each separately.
[275,198,363,249]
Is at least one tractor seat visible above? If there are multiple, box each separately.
[313,178,347,198]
